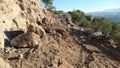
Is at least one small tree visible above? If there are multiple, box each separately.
[92,18,112,34]
[42,0,55,11]
[110,22,120,45]
[54,10,64,14]
[68,10,84,24]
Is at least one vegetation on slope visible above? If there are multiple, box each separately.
[42,0,120,47]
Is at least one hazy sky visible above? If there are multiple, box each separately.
[53,0,120,12]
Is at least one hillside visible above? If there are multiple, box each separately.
[0,0,120,68]
[88,8,120,23]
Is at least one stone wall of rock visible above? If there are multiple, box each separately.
[0,0,46,48]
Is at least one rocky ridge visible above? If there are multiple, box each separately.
[0,0,120,68]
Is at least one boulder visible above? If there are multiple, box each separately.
[10,32,41,48]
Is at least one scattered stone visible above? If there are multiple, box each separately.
[4,46,16,54]
[18,54,23,62]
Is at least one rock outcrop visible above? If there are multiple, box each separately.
[0,0,46,48]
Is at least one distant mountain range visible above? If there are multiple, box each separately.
[87,8,120,23]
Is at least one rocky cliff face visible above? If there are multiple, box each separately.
[0,0,46,48]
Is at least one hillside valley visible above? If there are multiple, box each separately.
[88,8,120,23]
